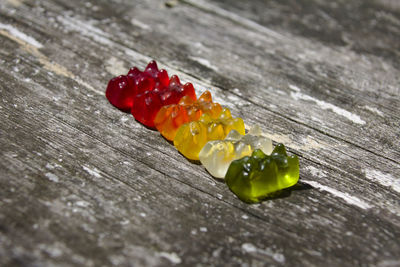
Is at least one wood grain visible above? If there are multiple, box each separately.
[0,0,399,266]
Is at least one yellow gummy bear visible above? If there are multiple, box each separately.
[154,91,222,141]
[198,125,273,178]
[173,108,245,160]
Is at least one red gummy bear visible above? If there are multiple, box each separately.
[105,61,169,111]
[131,75,197,128]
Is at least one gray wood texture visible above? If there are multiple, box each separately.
[0,0,399,266]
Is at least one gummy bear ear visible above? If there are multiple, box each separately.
[127,67,141,78]
[169,75,181,86]
[252,149,266,158]
[145,60,159,73]
[182,83,197,101]
[225,129,243,140]
[248,124,262,136]
[220,108,232,119]
[157,69,170,87]
[272,143,288,156]
[199,91,212,102]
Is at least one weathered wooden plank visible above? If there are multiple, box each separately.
[1,9,399,219]
[0,0,399,266]
[1,67,399,266]
[3,0,398,209]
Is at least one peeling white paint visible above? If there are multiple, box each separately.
[365,169,400,193]
[189,56,219,71]
[241,243,285,263]
[363,105,384,117]
[82,166,101,178]
[131,19,151,30]
[232,88,242,96]
[302,180,372,210]
[0,23,43,48]
[38,244,63,257]
[120,219,130,225]
[289,84,301,92]
[242,243,257,253]
[199,227,208,232]
[158,252,182,264]
[289,85,366,125]
[75,201,90,208]
[46,163,55,170]
[45,172,59,183]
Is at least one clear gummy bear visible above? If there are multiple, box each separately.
[198,125,273,178]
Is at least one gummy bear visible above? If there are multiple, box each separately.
[105,60,169,111]
[198,125,273,179]
[131,75,197,128]
[154,91,222,141]
[173,108,245,160]
[225,144,299,203]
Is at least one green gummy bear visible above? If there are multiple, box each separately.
[225,143,299,203]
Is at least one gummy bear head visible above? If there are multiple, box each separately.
[168,75,182,90]
[145,61,169,88]
[127,61,170,94]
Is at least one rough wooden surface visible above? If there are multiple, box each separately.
[0,0,399,266]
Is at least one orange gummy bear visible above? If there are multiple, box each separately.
[154,91,222,141]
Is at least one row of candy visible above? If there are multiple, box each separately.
[105,61,299,203]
